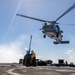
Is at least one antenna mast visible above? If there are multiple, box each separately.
[29,35,32,54]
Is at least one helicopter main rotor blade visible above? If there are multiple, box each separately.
[16,14,51,23]
[59,23,75,26]
[55,3,75,22]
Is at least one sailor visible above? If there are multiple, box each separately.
[31,50,36,66]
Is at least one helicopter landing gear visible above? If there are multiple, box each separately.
[43,35,46,38]
[56,33,59,38]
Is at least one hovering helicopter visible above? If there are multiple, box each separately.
[16,3,75,44]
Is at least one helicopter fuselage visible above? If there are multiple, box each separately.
[42,23,61,40]
[42,23,69,44]
[16,3,75,44]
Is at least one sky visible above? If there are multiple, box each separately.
[0,0,75,63]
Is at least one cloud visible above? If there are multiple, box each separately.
[65,50,75,63]
[64,36,75,63]
[66,50,73,55]
[25,47,28,50]
[0,35,28,63]
[0,42,22,63]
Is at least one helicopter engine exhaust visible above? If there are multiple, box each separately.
[53,41,69,44]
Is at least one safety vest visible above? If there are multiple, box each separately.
[31,53,36,59]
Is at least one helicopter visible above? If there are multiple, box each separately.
[16,3,75,44]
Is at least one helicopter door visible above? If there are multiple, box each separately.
[50,24,58,33]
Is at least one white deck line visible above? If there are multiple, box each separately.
[7,68,22,75]
[56,69,75,72]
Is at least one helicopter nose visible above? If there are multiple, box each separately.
[42,31,45,33]
[39,28,43,30]
[60,30,63,33]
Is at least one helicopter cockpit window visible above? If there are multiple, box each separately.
[56,25,60,32]
[44,23,47,25]
[50,24,54,29]
[50,26,53,29]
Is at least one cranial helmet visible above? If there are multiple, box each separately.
[31,50,34,53]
